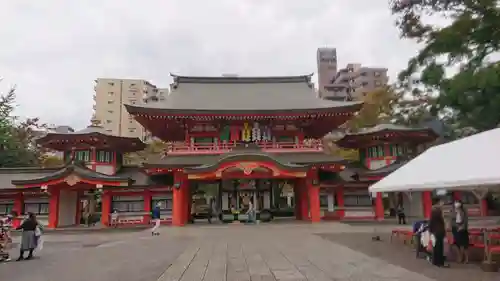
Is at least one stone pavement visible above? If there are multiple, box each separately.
[0,222,451,281]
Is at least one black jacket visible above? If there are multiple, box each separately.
[17,219,38,231]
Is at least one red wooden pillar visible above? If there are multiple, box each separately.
[143,190,152,224]
[48,187,60,229]
[75,191,82,225]
[453,191,462,201]
[12,193,24,228]
[374,192,384,221]
[299,179,309,220]
[422,191,432,219]
[101,191,111,227]
[172,172,187,226]
[308,168,321,223]
[480,199,489,216]
[336,186,345,218]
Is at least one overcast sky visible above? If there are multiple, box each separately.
[0,0,420,129]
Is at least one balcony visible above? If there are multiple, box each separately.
[166,140,324,155]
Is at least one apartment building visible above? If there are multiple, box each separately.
[317,48,388,101]
[93,78,168,141]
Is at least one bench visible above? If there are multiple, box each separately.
[391,229,414,244]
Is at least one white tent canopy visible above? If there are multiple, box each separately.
[368,128,500,193]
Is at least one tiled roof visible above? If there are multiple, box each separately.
[10,162,132,186]
[126,74,362,114]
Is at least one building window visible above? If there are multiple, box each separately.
[107,100,114,104]
[0,203,13,215]
[344,194,372,207]
[108,82,115,86]
[108,110,114,114]
[391,144,405,156]
[96,150,112,163]
[106,120,112,124]
[105,129,112,133]
[108,92,114,96]
[130,83,136,87]
[75,150,90,162]
[152,198,173,211]
[24,203,49,215]
[375,81,382,86]
[129,128,136,133]
[129,100,137,105]
[374,72,381,77]
[64,151,72,162]
[112,196,144,212]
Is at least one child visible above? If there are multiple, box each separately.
[0,219,12,262]
[413,220,429,259]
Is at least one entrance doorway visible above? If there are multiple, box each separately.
[189,178,299,223]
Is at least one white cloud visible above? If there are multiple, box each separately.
[0,0,421,129]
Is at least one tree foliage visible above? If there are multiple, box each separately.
[345,86,398,130]
[324,87,398,161]
[0,86,45,167]
[124,139,168,165]
[391,0,500,132]
[39,154,65,168]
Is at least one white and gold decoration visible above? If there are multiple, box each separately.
[251,122,261,141]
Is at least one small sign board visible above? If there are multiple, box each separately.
[436,189,447,196]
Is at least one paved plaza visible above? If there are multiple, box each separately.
[1,222,497,281]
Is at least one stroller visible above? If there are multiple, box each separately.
[0,219,12,262]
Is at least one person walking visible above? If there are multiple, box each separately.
[246,200,255,224]
[151,203,161,236]
[428,206,448,267]
[451,200,469,263]
[397,203,406,225]
[15,212,39,261]
[207,198,213,224]
[190,200,196,224]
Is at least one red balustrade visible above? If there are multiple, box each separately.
[166,140,323,155]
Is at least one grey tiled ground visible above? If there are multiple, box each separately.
[0,222,447,281]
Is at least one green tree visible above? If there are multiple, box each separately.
[40,154,65,168]
[346,86,397,130]
[0,86,45,167]
[324,87,398,161]
[124,139,168,165]
[391,0,500,132]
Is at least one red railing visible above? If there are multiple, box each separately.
[166,140,323,155]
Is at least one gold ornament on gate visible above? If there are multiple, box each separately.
[64,174,81,186]
[242,195,250,205]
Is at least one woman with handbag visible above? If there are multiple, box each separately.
[15,212,39,261]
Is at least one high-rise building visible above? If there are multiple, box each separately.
[317,48,388,101]
[93,78,168,141]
